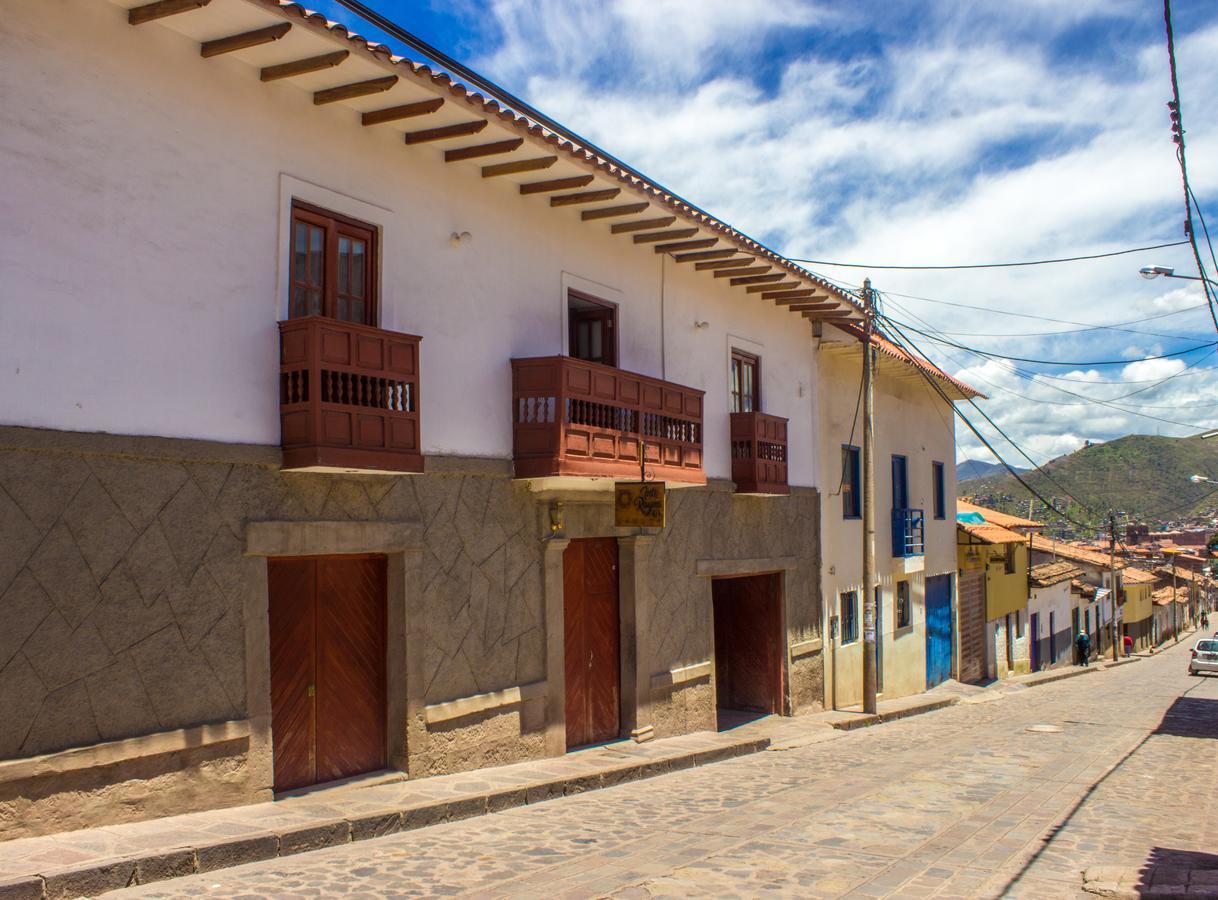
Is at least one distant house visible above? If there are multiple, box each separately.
[956,502,1041,680]
[1028,561,1081,670]
[1030,536,1122,659]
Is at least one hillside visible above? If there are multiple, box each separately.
[963,434,1218,529]
[957,459,1026,483]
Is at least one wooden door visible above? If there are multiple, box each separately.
[712,574,783,715]
[563,538,620,749]
[268,555,387,792]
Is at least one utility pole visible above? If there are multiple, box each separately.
[1109,513,1120,661]
[1172,555,1179,644]
[861,278,878,715]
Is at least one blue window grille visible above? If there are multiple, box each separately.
[892,508,925,558]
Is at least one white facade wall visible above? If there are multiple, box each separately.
[0,0,821,485]
[817,345,959,706]
[1027,581,1074,669]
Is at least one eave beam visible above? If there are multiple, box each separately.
[551,189,621,207]
[610,217,677,234]
[129,0,209,25]
[764,289,817,301]
[403,120,487,144]
[315,76,398,105]
[694,257,754,271]
[362,98,444,126]
[633,228,698,244]
[655,238,718,254]
[675,249,737,262]
[730,273,786,286]
[261,51,349,82]
[445,138,524,162]
[582,203,649,221]
[200,22,290,57]
[713,266,770,278]
[747,281,799,293]
[482,157,557,177]
[520,175,594,195]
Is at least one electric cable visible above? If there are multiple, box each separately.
[789,240,1190,271]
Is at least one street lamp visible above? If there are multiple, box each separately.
[1190,474,1217,484]
[1139,265,1218,290]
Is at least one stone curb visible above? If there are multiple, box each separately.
[827,696,959,731]
[1008,665,1101,690]
[0,736,769,900]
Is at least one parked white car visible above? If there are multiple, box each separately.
[1189,640,1218,676]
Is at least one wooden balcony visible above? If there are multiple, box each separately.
[512,356,704,484]
[729,412,789,495]
[279,316,422,473]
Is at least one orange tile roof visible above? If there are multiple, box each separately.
[835,323,984,399]
[1030,561,1082,587]
[958,501,1043,530]
[1030,535,1125,570]
[1121,567,1157,585]
[959,522,1027,545]
[1152,586,1188,605]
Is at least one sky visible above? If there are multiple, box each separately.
[309,0,1218,466]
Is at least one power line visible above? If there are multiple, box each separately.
[789,240,1190,271]
[1163,0,1218,334]
[894,319,1217,367]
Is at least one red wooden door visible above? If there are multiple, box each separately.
[268,555,387,792]
[563,538,620,749]
[712,574,783,715]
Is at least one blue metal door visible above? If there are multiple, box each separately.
[925,575,953,688]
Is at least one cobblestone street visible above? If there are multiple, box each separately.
[120,637,1218,899]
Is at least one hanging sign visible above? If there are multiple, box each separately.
[615,481,666,528]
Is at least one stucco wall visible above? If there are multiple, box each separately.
[1028,582,1073,670]
[0,425,823,836]
[0,0,821,487]
[816,343,958,707]
[984,543,1029,622]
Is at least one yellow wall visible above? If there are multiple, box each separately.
[957,534,1029,621]
[1123,583,1153,626]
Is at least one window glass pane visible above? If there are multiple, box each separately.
[350,240,366,299]
[338,237,350,294]
[743,363,754,412]
[350,299,365,323]
[308,289,322,317]
[291,286,305,318]
[590,323,602,359]
[293,222,307,281]
[309,226,323,285]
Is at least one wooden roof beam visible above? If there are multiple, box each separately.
[200,22,290,57]
[582,203,649,221]
[694,257,754,270]
[763,289,817,301]
[362,97,445,126]
[655,238,718,254]
[747,281,798,293]
[787,303,840,312]
[129,0,209,25]
[633,228,698,244]
[713,265,770,278]
[445,138,524,162]
[610,217,677,234]
[403,120,487,144]
[261,51,349,82]
[675,249,737,263]
[551,189,621,207]
[520,175,594,195]
[482,156,557,177]
[314,76,398,106]
[730,273,786,287]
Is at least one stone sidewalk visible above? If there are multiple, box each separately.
[0,641,1168,900]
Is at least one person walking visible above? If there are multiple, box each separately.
[1123,633,1133,657]
[1076,630,1092,667]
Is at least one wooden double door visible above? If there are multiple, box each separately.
[268,555,387,792]
[712,573,784,719]
[563,538,621,749]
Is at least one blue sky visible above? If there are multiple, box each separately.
[308,0,1218,465]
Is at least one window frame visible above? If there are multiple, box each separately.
[729,348,761,414]
[841,444,861,520]
[289,200,379,325]
[891,453,909,510]
[567,289,618,367]
[1004,542,1017,575]
[932,461,946,520]
[839,590,858,644]
[895,580,911,629]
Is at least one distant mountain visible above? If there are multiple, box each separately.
[957,459,1025,483]
[963,434,1218,526]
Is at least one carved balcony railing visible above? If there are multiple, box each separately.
[279,316,422,473]
[729,412,789,495]
[892,507,926,558]
[512,356,704,483]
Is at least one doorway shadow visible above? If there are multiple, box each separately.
[1120,847,1218,897]
[716,708,770,732]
